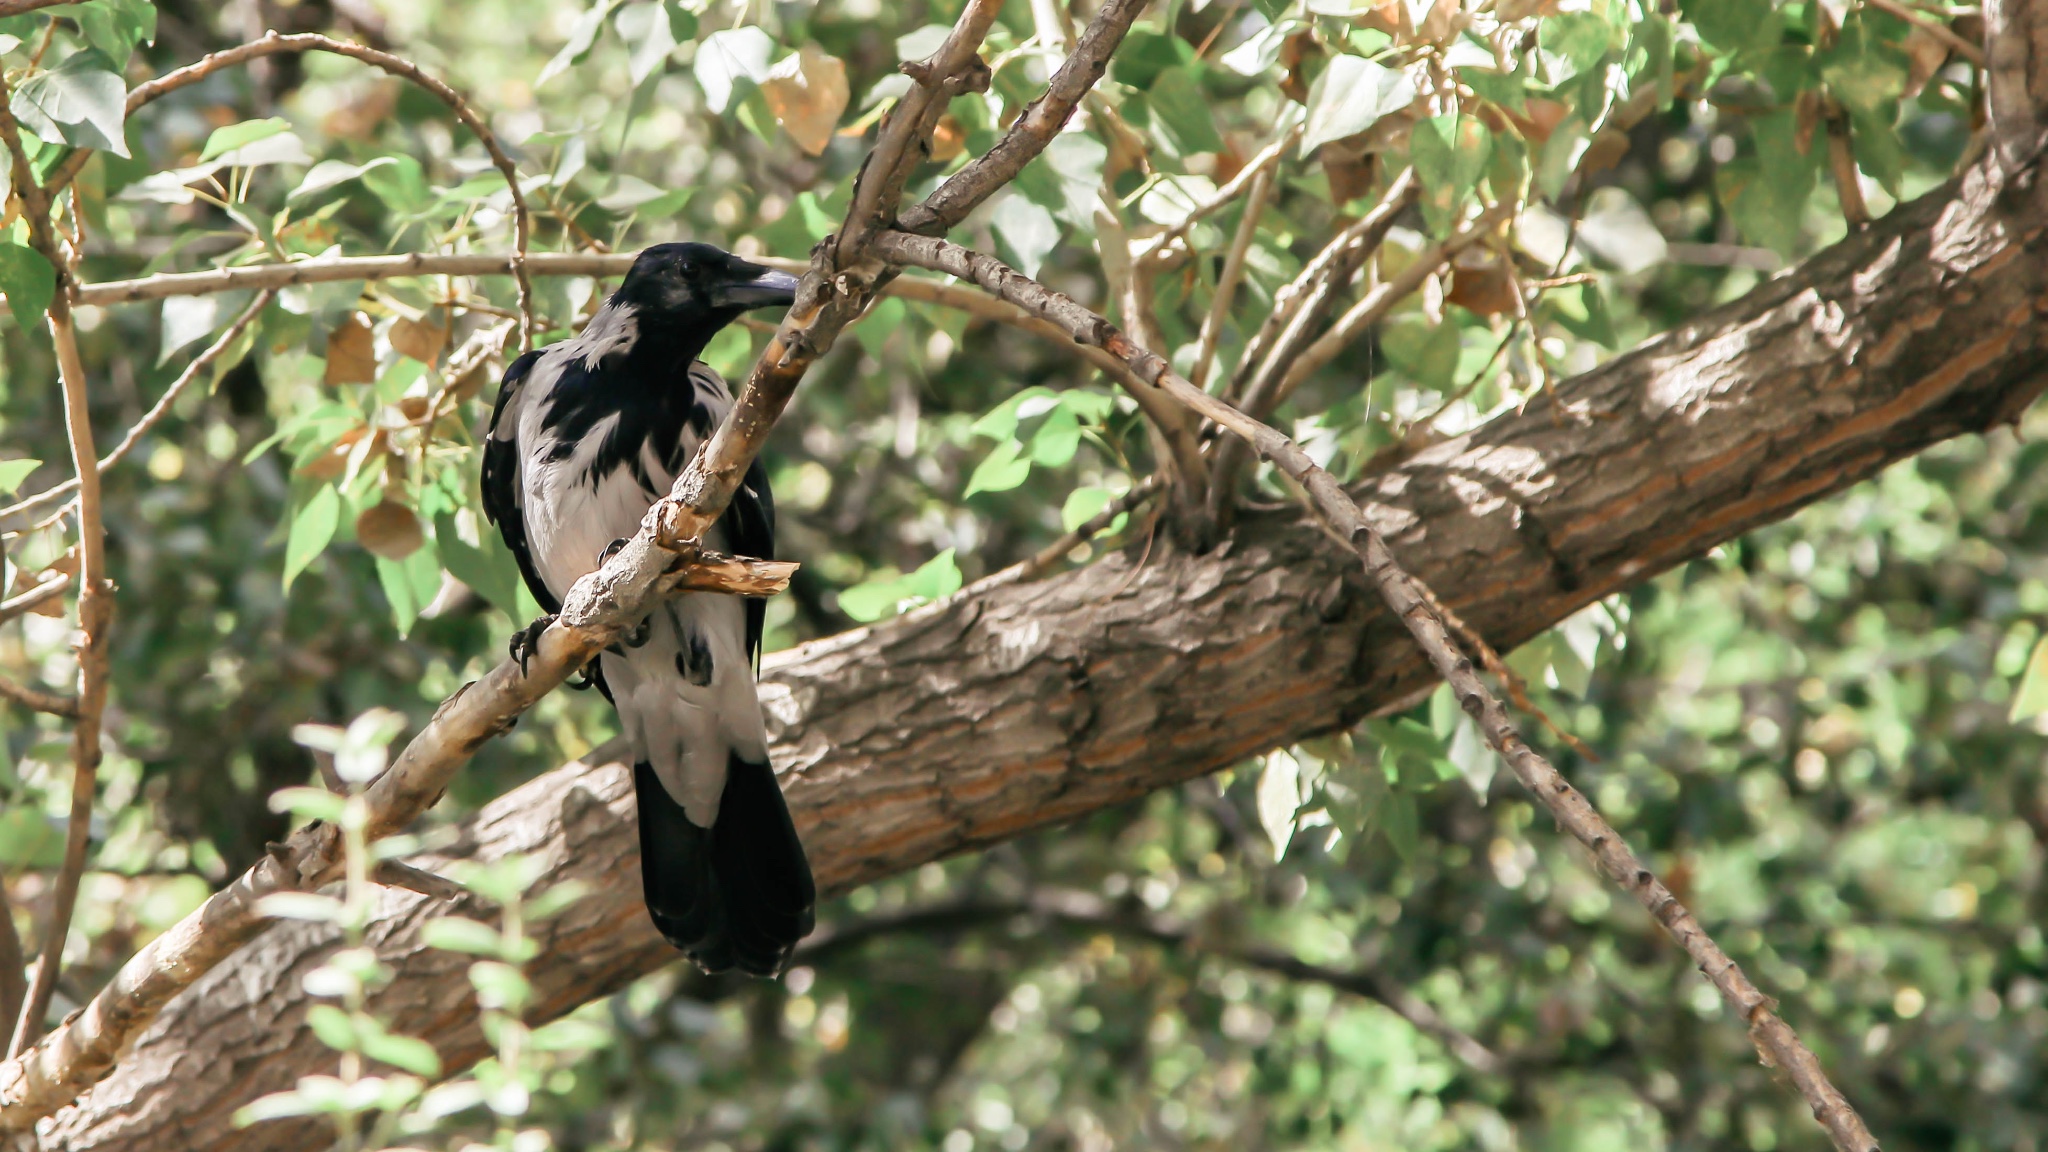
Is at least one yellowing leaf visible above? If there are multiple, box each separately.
[761,45,850,156]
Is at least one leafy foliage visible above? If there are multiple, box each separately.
[0,0,2026,1147]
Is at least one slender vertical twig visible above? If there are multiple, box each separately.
[1189,167,1275,393]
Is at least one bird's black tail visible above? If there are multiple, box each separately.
[634,755,815,977]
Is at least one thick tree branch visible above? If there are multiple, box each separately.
[34,149,2048,1148]
[871,230,1879,1149]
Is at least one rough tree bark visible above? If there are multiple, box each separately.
[31,160,2048,1150]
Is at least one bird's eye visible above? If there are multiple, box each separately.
[678,260,698,276]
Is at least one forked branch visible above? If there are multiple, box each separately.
[870,230,1881,1152]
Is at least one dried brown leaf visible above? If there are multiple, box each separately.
[390,309,449,366]
[762,45,851,156]
[356,500,425,560]
[323,312,376,385]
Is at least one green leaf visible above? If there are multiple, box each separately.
[617,0,677,86]
[434,514,524,620]
[2011,636,2048,722]
[306,1004,361,1053]
[1301,56,1416,156]
[361,154,429,213]
[200,117,290,162]
[1541,12,1614,80]
[1380,318,1460,390]
[468,960,532,1012]
[1258,748,1304,859]
[0,241,54,330]
[1382,790,1419,861]
[56,0,156,62]
[1061,486,1124,534]
[969,387,1057,442]
[538,0,623,87]
[694,26,774,113]
[360,1027,443,1077]
[1714,111,1817,254]
[1679,0,1781,55]
[964,439,1031,499]
[0,808,63,868]
[1146,67,1224,156]
[284,485,342,591]
[899,548,962,602]
[11,49,129,157]
[422,917,506,956]
[992,195,1061,278]
[289,157,397,202]
[268,785,349,823]
[1029,406,1082,468]
[0,458,38,496]
[1410,114,1491,233]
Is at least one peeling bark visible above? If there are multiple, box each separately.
[36,166,2048,1151]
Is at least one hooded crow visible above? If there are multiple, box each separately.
[480,241,813,976]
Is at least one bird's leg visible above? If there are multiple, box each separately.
[507,613,557,676]
[598,538,654,651]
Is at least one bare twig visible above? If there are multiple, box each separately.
[0,575,70,626]
[964,473,1164,593]
[46,32,537,346]
[1095,191,1212,536]
[1207,171,1420,525]
[0,0,70,16]
[1137,125,1301,269]
[872,231,1881,1152]
[1227,169,1419,406]
[799,887,1505,1076]
[1189,165,1275,393]
[371,861,471,905]
[69,252,627,307]
[0,0,1018,1127]
[1825,103,1871,227]
[0,671,78,718]
[0,62,113,1063]
[1272,200,1517,410]
[0,292,272,531]
[898,0,1149,236]
[0,881,21,1057]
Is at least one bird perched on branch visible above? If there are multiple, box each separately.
[480,242,813,977]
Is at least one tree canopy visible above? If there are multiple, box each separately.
[0,0,2045,1149]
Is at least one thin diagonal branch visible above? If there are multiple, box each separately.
[0,667,78,717]
[871,230,1881,1152]
[45,32,536,346]
[1188,165,1275,393]
[0,575,69,626]
[898,0,1149,235]
[0,292,271,529]
[1137,124,1301,269]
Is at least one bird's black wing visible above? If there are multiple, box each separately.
[687,362,775,664]
[480,349,560,616]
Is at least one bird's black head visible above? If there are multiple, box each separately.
[615,242,800,321]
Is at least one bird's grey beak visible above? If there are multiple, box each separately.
[709,268,801,310]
